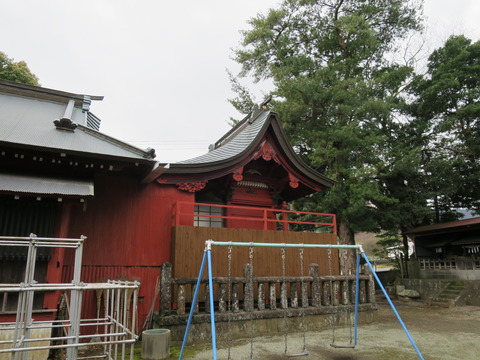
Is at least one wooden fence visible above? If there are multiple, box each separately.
[171,226,341,279]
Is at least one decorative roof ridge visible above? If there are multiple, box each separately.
[0,79,104,101]
[0,79,103,107]
[76,124,156,160]
[214,97,273,149]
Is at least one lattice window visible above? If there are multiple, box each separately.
[194,205,224,228]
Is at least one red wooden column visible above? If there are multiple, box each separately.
[43,202,73,311]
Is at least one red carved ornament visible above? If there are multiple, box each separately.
[288,173,300,188]
[177,181,208,192]
[232,166,244,181]
[253,142,279,163]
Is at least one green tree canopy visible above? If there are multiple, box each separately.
[231,0,424,245]
[0,51,39,86]
[410,35,480,215]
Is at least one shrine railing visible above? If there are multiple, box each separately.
[172,201,337,234]
[158,262,375,323]
[419,257,480,270]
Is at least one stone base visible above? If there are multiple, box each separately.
[158,308,377,343]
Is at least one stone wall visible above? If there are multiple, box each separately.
[161,309,377,342]
[402,279,450,300]
[420,269,480,281]
[402,279,480,306]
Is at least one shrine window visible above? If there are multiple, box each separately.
[194,204,224,228]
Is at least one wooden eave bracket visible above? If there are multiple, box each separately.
[232,166,244,181]
[253,141,280,164]
[288,173,300,189]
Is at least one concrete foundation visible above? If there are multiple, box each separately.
[142,329,171,360]
[402,279,480,306]
[163,309,377,343]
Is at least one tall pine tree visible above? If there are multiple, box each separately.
[231,0,424,248]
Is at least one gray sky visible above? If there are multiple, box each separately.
[2,0,479,162]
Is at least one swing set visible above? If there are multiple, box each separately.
[178,240,425,360]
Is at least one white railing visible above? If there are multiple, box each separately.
[419,257,480,270]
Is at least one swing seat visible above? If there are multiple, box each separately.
[330,343,355,349]
[284,351,309,358]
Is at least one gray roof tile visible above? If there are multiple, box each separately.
[177,110,269,165]
[0,89,153,162]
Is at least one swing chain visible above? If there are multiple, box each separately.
[328,248,336,344]
[227,243,232,360]
[281,246,288,355]
[299,245,307,353]
[249,243,254,360]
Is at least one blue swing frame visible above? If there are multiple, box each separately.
[178,241,424,360]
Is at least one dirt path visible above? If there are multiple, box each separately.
[184,298,480,359]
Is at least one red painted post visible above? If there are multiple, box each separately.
[172,202,178,227]
[263,209,268,230]
[282,211,289,231]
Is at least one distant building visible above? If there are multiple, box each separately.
[406,217,480,280]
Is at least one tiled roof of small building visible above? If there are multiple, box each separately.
[0,80,155,163]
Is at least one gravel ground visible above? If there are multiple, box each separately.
[183,297,480,359]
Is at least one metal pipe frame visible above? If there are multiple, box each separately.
[0,236,140,360]
[179,240,425,360]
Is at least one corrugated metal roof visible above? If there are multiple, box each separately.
[176,110,270,164]
[0,91,153,162]
[0,173,94,196]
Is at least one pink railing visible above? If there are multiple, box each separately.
[173,201,337,234]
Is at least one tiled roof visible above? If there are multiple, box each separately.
[177,110,269,165]
[164,107,334,191]
[0,84,154,163]
[406,217,480,235]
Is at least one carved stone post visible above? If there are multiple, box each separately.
[290,282,298,308]
[281,281,288,309]
[309,264,321,307]
[368,275,376,303]
[269,282,277,310]
[243,264,254,312]
[219,283,227,312]
[322,280,330,306]
[160,262,172,314]
[332,281,340,306]
[205,283,210,314]
[360,280,367,304]
[341,280,349,305]
[192,284,199,313]
[232,283,240,312]
[301,281,309,308]
[258,283,265,310]
[177,285,185,315]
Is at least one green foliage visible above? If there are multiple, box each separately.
[372,232,403,260]
[409,35,480,214]
[231,0,425,243]
[0,51,39,86]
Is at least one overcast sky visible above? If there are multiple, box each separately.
[2,0,479,162]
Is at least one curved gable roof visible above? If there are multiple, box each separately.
[162,108,334,191]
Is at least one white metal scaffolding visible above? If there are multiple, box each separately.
[0,235,139,360]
